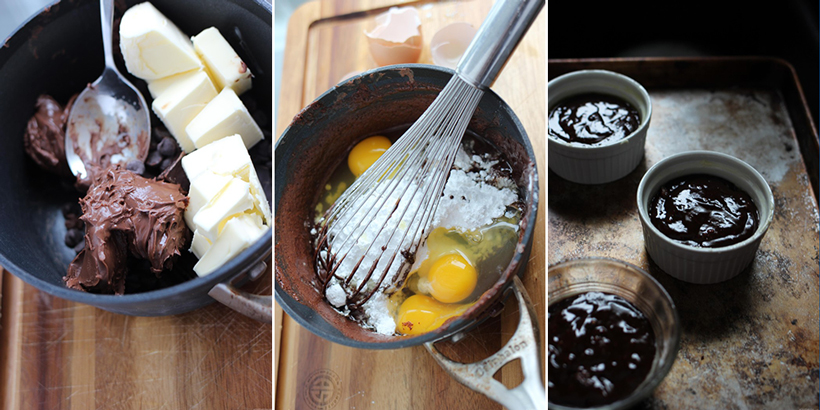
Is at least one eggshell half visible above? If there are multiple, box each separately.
[365,7,423,66]
[430,22,477,69]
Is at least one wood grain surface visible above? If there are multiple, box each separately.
[275,1,546,409]
[0,265,273,410]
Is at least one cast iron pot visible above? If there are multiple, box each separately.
[0,0,272,320]
[275,64,540,347]
[275,65,543,407]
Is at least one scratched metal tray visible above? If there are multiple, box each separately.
[548,57,819,409]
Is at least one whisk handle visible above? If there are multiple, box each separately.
[456,0,544,90]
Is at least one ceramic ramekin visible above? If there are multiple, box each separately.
[636,151,775,284]
[548,69,651,184]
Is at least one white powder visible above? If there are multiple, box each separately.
[323,146,519,335]
[361,293,396,335]
[434,169,519,231]
[325,281,347,308]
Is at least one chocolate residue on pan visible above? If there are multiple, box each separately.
[398,67,414,83]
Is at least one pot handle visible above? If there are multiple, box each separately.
[425,276,545,409]
[208,261,272,323]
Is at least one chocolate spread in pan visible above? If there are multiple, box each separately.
[64,165,189,295]
[23,94,76,176]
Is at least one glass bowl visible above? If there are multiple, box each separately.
[548,257,680,410]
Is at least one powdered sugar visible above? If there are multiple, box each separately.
[321,145,519,335]
[433,169,519,231]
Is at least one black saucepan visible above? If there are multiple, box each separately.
[0,0,272,318]
[274,65,540,349]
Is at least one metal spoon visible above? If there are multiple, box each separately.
[65,0,150,180]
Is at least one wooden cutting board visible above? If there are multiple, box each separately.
[275,1,546,409]
[0,264,272,409]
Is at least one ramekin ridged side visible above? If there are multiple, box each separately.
[636,151,775,283]
[548,69,651,185]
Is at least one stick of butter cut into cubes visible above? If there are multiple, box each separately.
[119,2,260,153]
[192,27,253,96]
[182,135,270,276]
[119,2,270,276]
[186,88,264,150]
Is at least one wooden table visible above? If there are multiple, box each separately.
[0,266,272,409]
[275,1,545,409]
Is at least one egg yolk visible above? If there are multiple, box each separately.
[427,254,477,304]
[395,294,470,335]
[347,135,391,177]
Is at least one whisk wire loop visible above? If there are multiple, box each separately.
[315,76,484,307]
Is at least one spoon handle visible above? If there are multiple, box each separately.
[100,0,116,70]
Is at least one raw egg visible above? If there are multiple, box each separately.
[395,294,471,335]
[348,135,391,177]
[365,7,423,66]
[427,253,477,303]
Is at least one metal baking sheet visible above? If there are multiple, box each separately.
[548,57,819,409]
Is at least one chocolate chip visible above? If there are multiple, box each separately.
[252,109,268,128]
[62,202,81,216]
[126,159,146,175]
[152,127,171,142]
[160,157,174,171]
[146,150,163,167]
[242,94,257,111]
[157,136,178,157]
[64,214,84,230]
[65,228,84,247]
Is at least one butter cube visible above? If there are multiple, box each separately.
[151,71,217,153]
[185,170,234,227]
[181,133,252,179]
[193,213,267,277]
[181,135,270,223]
[190,229,212,259]
[146,69,207,99]
[185,88,263,150]
[192,178,254,241]
[192,27,253,95]
[119,2,203,80]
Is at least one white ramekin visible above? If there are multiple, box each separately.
[548,69,652,184]
[636,151,775,284]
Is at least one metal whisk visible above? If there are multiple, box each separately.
[315,0,544,309]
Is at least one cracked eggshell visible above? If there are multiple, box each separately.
[431,22,477,69]
[365,6,423,66]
